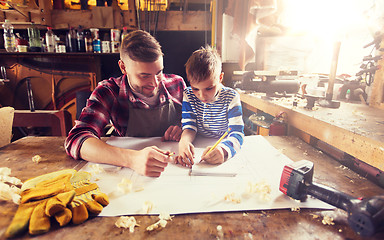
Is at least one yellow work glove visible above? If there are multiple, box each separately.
[5,169,77,238]
[69,171,109,225]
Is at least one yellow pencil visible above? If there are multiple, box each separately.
[206,128,232,155]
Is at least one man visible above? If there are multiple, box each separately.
[65,30,186,177]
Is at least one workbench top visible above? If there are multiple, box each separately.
[0,136,383,239]
[240,92,384,172]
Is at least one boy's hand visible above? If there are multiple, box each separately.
[162,125,182,142]
[176,141,195,168]
[201,146,227,165]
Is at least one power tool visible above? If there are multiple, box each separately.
[279,160,384,237]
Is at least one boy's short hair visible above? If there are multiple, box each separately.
[120,30,163,62]
[185,45,222,83]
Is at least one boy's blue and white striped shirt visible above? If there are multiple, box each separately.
[181,85,244,159]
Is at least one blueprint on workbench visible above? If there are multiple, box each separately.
[80,135,333,216]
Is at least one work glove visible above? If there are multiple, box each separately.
[5,169,77,238]
[69,171,109,225]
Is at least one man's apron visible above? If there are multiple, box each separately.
[126,99,181,137]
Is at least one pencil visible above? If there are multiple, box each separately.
[167,152,175,156]
[206,128,231,155]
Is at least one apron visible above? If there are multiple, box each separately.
[126,98,181,137]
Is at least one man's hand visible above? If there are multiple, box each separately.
[162,125,182,142]
[129,146,174,177]
[201,146,227,165]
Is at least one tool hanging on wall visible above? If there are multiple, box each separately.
[0,66,10,86]
[280,160,384,237]
[26,78,35,112]
[141,0,161,37]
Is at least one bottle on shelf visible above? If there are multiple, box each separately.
[90,28,101,53]
[66,27,78,52]
[110,29,120,53]
[2,19,16,52]
[45,27,56,52]
[77,26,86,52]
[121,26,128,42]
[27,23,42,52]
[84,30,93,53]
[56,35,66,53]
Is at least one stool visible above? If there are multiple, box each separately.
[13,110,72,136]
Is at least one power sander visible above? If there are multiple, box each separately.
[279,160,384,237]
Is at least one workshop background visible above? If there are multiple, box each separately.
[0,0,383,182]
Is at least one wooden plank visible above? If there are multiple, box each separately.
[51,10,93,29]
[240,92,384,171]
[38,0,52,26]
[140,10,210,31]
[92,6,115,28]
[1,8,209,31]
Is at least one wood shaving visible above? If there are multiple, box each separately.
[245,181,271,202]
[291,207,300,212]
[310,213,320,219]
[224,193,241,204]
[142,201,154,213]
[322,215,335,225]
[89,164,105,175]
[0,182,21,204]
[338,165,348,170]
[0,167,22,186]
[0,167,22,204]
[117,178,133,194]
[146,219,167,231]
[32,155,41,163]
[158,212,173,221]
[109,178,143,199]
[0,167,11,176]
[0,175,22,186]
[146,213,173,231]
[115,216,140,233]
[217,225,224,239]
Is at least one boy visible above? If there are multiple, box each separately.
[176,46,244,168]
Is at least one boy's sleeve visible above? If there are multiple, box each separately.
[219,91,244,159]
[181,90,197,132]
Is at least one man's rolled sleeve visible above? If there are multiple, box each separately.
[65,130,98,160]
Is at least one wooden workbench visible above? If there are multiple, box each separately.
[240,92,384,172]
[0,136,383,239]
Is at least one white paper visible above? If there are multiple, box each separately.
[81,135,333,216]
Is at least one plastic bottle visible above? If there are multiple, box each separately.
[90,28,101,53]
[77,26,86,52]
[28,23,42,52]
[45,27,56,52]
[66,27,78,52]
[2,19,16,52]
[121,26,128,42]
